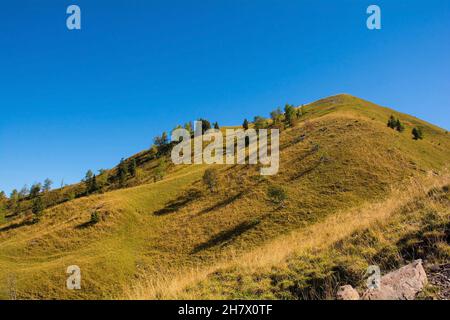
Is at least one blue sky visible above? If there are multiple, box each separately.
[0,0,449,194]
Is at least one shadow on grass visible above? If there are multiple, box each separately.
[191,219,260,254]
[198,191,245,215]
[154,189,203,216]
[75,221,97,229]
[289,161,322,181]
[0,219,34,232]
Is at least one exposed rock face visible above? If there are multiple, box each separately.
[336,285,360,300]
[362,260,427,300]
[336,260,428,300]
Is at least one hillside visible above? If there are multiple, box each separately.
[0,94,449,299]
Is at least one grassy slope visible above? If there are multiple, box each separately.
[0,94,448,299]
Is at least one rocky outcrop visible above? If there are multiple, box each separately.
[337,260,428,300]
[336,285,360,300]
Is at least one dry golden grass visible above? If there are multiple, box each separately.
[124,171,449,299]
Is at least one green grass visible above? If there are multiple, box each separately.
[0,94,449,299]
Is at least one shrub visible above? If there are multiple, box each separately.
[412,127,423,140]
[254,116,268,130]
[267,185,287,205]
[395,119,405,132]
[387,115,396,129]
[203,168,218,192]
[387,116,405,132]
[90,211,100,224]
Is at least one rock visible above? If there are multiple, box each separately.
[426,263,450,300]
[336,285,360,300]
[362,260,427,300]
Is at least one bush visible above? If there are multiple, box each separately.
[90,211,100,224]
[412,127,423,140]
[387,115,396,129]
[395,119,405,132]
[203,168,218,192]
[267,185,287,205]
[387,116,405,132]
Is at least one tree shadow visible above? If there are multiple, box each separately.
[0,219,34,232]
[75,221,96,229]
[191,219,260,254]
[198,191,245,215]
[289,161,322,181]
[154,189,202,216]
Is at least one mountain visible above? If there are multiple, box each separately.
[0,94,449,299]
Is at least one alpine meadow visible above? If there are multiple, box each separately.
[1,1,450,304]
[1,94,449,299]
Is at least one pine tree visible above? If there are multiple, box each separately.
[32,196,44,223]
[118,159,128,186]
[214,122,220,130]
[89,175,98,193]
[129,159,137,177]
[197,119,211,134]
[84,170,94,193]
[243,119,249,130]
[30,183,42,198]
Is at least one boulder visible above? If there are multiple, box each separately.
[362,259,427,300]
[336,285,360,300]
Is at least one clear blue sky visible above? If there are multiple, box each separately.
[1,0,449,194]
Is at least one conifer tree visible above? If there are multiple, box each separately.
[129,159,137,177]
[243,119,249,130]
